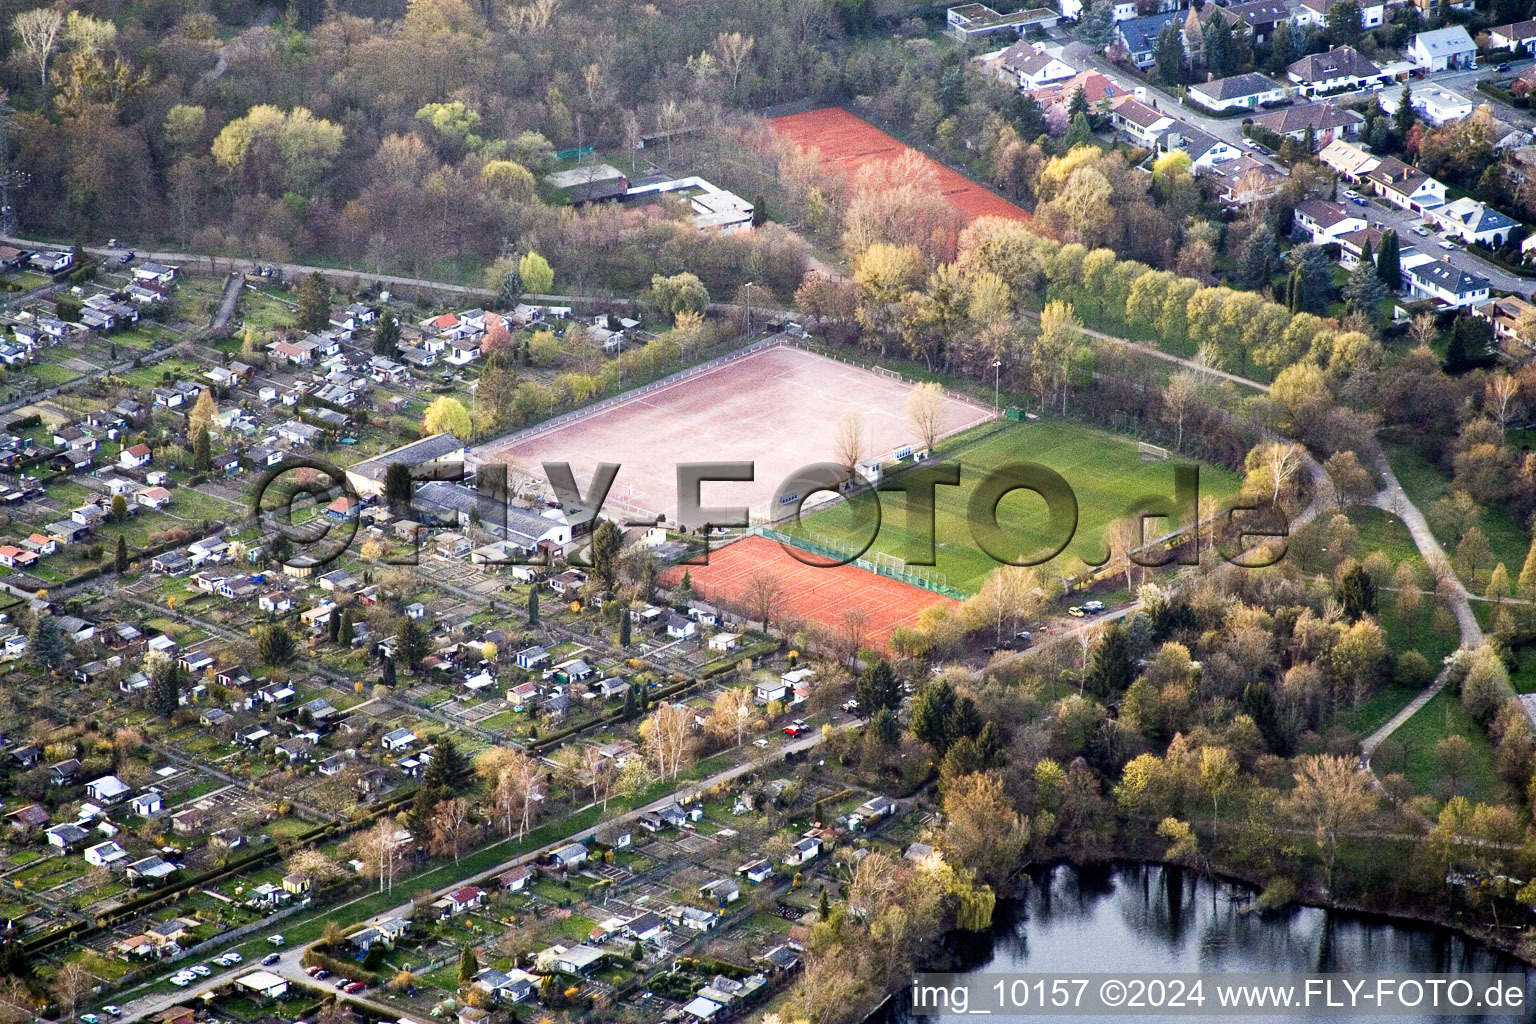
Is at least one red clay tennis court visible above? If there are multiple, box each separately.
[661,534,954,653]
[769,107,1029,224]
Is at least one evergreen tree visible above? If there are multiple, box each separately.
[149,660,182,719]
[381,654,398,688]
[328,607,342,643]
[1067,85,1090,124]
[428,738,472,790]
[1303,122,1317,154]
[1006,93,1049,142]
[1064,111,1094,150]
[855,659,903,713]
[673,570,694,605]
[1325,0,1362,47]
[296,272,331,332]
[623,683,637,720]
[193,425,211,473]
[373,312,401,355]
[497,270,523,310]
[1394,84,1417,138]
[528,585,539,625]
[340,609,354,646]
[1338,563,1377,621]
[1076,0,1115,50]
[1376,229,1401,289]
[1444,317,1496,373]
[911,678,958,754]
[1203,17,1235,79]
[1155,22,1186,84]
[1266,20,1297,74]
[396,615,431,670]
[1239,223,1275,290]
[817,888,830,920]
[256,623,297,666]
[1085,620,1133,697]
[383,461,413,506]
[27,615,69,672]
[114,535,129,574]
[1343,255,1387,318]
[1518,532,1536,601]
[590,520,623,586]
[619,607,631,646]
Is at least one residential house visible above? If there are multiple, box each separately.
[119,443,152,468]
[1378,83,1473,126]
[1286,46,1385,95]
[1431,198,1520,246]
[1212,0,1291,44]
[1365,156,1447,212]
[945,2,1059,35]
[1154,122,1239,169]
[996,41,1076,90]
[1318,138,1382,181]
[440,886,486,915]
[136,486,171,511]
[498,865,533,892]
[1297,0,1385,28]
[1491,19,1536,53]
[1409,26,1476,71]
[700,878,741,905]
[551,944,605,975]
[738,859,774,884]
[1186,71,1286,112]
[1478,295,1536,350]
[1113,11,1183,68]
[259,591,291,614]
[8,804,49,831]
[127,855,177,884]
[57,615,94,642]
[1401,257,1490,308]
[381,727,417,751]
[1251,100,1363,147]
[1293,198,1368,242]
[623,911,667,943]
[133,263,179,285]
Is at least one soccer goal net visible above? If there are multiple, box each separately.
[1138,441,1171,462]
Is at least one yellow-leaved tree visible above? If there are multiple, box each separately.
[422,396,471,439]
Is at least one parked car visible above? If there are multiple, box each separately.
[344,982,366,994]
[268,934,285,946]
[1015,630,1032,645]
[1352,198,1368,207]
[102,1007,121,1017]
[1413,226,1429,237]
[1343,189,1359,200]
[170,976,191,988]
[1082,600,1106,613]
[1439,241,1457,250]
[190,965,211,977]
[263,953,282,966]
[841,699,859,712]
[783,720,808,737]
[1067,606,1085,617]
[81,1014,99,1023]
[115,252,133,264]
[1498,62,1511,72]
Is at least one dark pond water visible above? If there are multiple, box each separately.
[877,862,1536,1023]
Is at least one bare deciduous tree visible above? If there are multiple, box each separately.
[1162,371,1200,453]
[833,409,865,480]
[1487,372,1520,440]
[357,818,400,893]
[710,32,755,99]
[492,753,545,838]
[13,9,63,87]
[905,380,945,453]
[48,962,94,1017]
[644,702,693,779]
[429,797,474,863]
[742,570,782,633]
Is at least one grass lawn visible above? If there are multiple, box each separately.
[1393,689,1506,804]
[1386,442,1528,577]
[796,419,1241,593]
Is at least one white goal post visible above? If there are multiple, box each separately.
[1138,441,1171,462]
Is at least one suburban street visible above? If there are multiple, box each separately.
[1052,37,1534,295]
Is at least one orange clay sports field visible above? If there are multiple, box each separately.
[769,107,1029,224]
[661,535,954,653]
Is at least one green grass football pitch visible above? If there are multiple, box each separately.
[792,420,1241,594]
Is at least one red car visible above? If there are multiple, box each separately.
[783,720,808,737]
[344,982,366,994]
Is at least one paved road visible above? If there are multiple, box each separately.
[112,723,845,1024]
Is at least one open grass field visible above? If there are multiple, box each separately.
[769,107,1029,224]
[1392,690,1506,804]
[792,419,1241,594]
[1387,442,1528,575]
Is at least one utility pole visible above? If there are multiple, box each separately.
[992,360,1002,412]
[743,282,754,337]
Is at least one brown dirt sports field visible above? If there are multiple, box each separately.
[769,107,1029,224]
[661,534,954,653]
[472,344,995,526]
